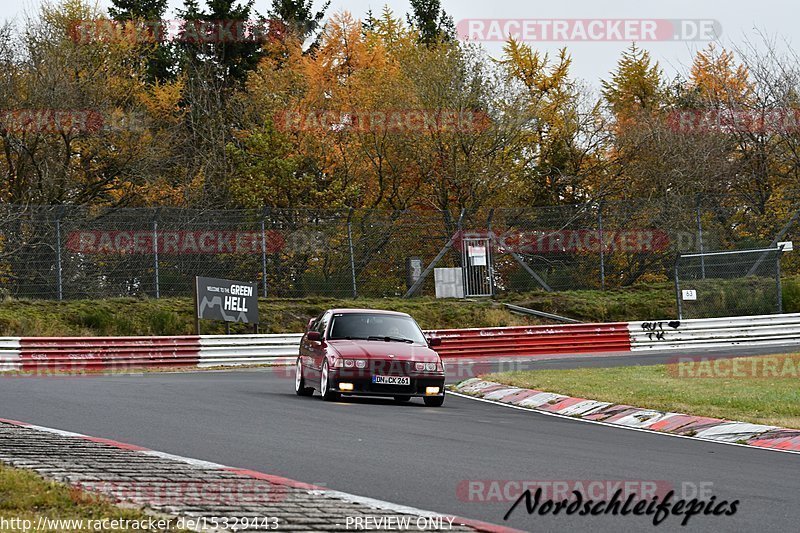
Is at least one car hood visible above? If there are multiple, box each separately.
[327,340,440,362]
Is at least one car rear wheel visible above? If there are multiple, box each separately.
[423,393,445,407]
[295,359,314,396]
[320,359,340,402]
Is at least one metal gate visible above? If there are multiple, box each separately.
[462,236,493,297]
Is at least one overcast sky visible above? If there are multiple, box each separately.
[3,0,797,85]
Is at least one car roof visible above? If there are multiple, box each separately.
[327,308,411,317]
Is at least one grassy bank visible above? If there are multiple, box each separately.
[0,464,184,532]
[503,275,800,323]
[0,296,535,337]
[1,276,798,337]
[484,354,800,429]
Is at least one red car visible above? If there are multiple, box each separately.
[294,309,446,406]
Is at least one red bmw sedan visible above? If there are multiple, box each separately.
[294,309,446,406]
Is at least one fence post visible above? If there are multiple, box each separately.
[261,207,270,298]
[347,208,357,299]
[597,201,605,290]
[776,245,784,313]
[674,254,682,320]
[54,208,63,301]
[487,208,495,296]
[152,214,160,299]
[696,196,706,279]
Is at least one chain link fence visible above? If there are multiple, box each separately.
[674,247,785,319]
[0,196,797,310]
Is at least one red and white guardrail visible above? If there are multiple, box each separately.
[2,313,800,371]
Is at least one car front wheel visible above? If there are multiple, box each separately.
[295,359,314,396]
[319,359,340,402]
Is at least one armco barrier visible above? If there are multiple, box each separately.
[0,338,21,371]
[4,312,800,371]
[17,336,200,370]
[198,334,303,367]
[426,323,632,358]
[628,313,800,350]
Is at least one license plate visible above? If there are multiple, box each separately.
[372,375,410,386]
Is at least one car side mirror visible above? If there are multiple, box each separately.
[427,337,442,347]
[307,331,322,342]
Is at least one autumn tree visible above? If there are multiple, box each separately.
[177,0,265,87]
[602,44,664,121]
[406,0,454,45]
[268,0,329,49]
[688,44,751,105]
[0,0,165,206]
[718,40,800,242]
[499,40,608,205]
[108,0,174,82]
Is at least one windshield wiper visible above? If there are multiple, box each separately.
[367,335,414,343]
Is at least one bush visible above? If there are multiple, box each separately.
[782,277,800,313]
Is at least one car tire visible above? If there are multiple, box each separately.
[423,393,445,407]
[295,359,314,396]
[393,396,410,403]
[320,359,340,402]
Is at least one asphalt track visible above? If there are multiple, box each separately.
[1,346,799,532]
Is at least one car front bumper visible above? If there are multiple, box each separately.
[328,369,445,397]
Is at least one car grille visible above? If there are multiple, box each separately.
[369,359,413,376]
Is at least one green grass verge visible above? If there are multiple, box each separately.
[0,464,185,532]
[484,355,800,429]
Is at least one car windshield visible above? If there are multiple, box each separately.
[328,313,427,344]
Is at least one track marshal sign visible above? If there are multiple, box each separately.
[195,276,259,324]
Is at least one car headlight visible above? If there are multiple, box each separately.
[414,362,425,371]
[425,362,437,371]
[335,359,366,369]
